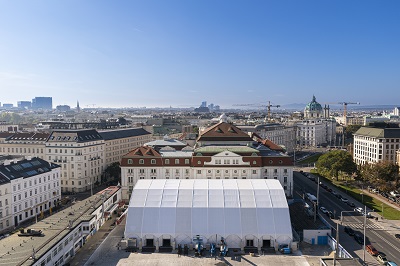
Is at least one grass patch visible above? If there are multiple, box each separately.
[297,154,322,164]
[311,171,400,220]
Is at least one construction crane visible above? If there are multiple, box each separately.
[233,101,280,121]
[339,102,360,118]
[325,102,360,118]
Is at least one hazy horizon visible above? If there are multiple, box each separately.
[1,1,399,108]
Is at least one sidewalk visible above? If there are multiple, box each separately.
[69,214,118,266]
[361,189,400,236]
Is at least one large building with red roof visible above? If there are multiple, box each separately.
[121,121,293,200]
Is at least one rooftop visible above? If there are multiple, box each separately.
[0,186,120,266]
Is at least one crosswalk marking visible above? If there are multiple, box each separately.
[344,223,382,230]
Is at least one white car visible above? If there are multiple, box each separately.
[354,207,363,213]
[320,207,328,214]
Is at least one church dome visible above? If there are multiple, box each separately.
[305,95,322,112]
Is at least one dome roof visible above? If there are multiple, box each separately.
[305,95,322,111]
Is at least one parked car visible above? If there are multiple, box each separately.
[344,226,355,236]
[354,233,364,244]
[390,191,400,197]
[395,233,400,239]
[387,262,398,266]
[341,197,349,203]
[376,254,388,265]
[347,201,355,207]
[366,244,379,256]
[335,194,342,199]
[320,207,328,214]
[278,244,291,254]
[326,211,334,219]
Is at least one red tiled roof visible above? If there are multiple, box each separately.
[124,146,161,157]
[251,132,284,152]
[198,122,253,141]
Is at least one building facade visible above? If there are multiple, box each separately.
[353,127,400,165]
[295,96,336,147]
[99,128,152,168]
[0,157,61,232]
[32,97,53,110]
[121,122,294,201]
[0,128,152,192]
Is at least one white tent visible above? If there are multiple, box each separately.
[125,179,292,249]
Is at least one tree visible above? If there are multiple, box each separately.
[345,125,362,139]
[315,150,358,181]
[359,161,399,191]
[104,162,121,184]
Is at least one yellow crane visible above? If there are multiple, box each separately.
[233,101,280,121]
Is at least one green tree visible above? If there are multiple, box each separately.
[315,150,358,181]
[345,125,362,139]
[360,161,399,191]
[104,162,121,184]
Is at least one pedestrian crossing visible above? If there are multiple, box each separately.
[344,223,382,230]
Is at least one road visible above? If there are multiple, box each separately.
[293,171,400,265]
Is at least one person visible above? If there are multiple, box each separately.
[177,244,182,257]
[184,244,189,256]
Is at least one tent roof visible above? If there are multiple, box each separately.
[128,179,288,209]
[125,179,292,243]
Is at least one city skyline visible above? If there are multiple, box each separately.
[1,1,399,108]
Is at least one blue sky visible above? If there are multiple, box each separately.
[0,0,399,108]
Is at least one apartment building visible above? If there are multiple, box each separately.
[0,128,152,192]
[0,157,61,232]
[45,130,104,193]
[99,128,152,167]
[353,127,400,165]
[0,132,49,159]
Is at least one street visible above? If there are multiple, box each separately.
[293,171,400,265]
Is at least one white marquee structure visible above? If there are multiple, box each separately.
[124,179,293,252]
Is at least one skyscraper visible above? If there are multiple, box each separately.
[32,97,52,110]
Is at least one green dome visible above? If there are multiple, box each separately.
[305,95,322,111]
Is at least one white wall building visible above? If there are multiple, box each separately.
[295,96,336,147]
[353,127,400,165]
[0,157,61,231]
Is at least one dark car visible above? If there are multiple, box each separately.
[395,234,400,239]
[347,201,355,207]
[326,211,334,219]
[344,226,355,236]
[354,234,364,245]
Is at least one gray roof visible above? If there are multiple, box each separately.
[48,129,102,143]
[354,127,400,138]
[0,187,120,266]
[145,139,187,147]
[98,128,151,140]
[0,157,60,180]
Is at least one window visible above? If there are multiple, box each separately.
[175,159,179,164]
[197,170,201,174]
[252,170,257,174]
[139,159,144,164]
[151,159,156,164]
[253,161,256,165]
[165,159,170,164]
[284,176,288,183]
[127,159,133,164]
[185,159,189,164]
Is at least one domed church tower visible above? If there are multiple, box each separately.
[304,95,323,118]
